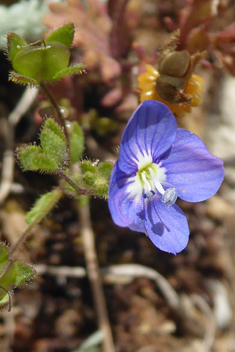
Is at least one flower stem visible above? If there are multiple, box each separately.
[57,169,91,196]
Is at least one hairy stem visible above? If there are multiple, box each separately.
[57,169,91,196]
[77,200,115,352]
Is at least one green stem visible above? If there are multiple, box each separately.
[57,169,91,196]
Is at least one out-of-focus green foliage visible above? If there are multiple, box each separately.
[70,122,85,165]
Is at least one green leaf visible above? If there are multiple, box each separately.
[98,162,113,179]
[7,33,27,62]
[17,145,58,172]
[40,118,67,165]
[0,245,9,266]
[17,119,67,174]
[92,117,118,135]
[12,43,70,83]
[7,25,86,85]
[9,71,38,86]
[0,243,35,310]
[45,23,75,49]
[26,190,62,225]
[42,43,70,81]
[52,63,85,81]
[70,122,85,164]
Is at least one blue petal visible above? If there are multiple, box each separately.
[108,162,145,230]
[145,200,189,254]
[108,162,189,254]
[118,100,177,174]
[161,129,224,202]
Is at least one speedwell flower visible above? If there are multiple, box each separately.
[108,100,224,254]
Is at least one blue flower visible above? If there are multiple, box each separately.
[108,100,224,254]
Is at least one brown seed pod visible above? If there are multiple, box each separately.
[155,31,206,104]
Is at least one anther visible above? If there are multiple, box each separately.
[162,188,178,207]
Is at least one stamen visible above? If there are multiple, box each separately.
[162,188,178,207]
[141,171,151,194]
[149,167,165,195]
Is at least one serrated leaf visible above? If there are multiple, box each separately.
[9,71,38,86]
[42,118,66,145]
[0,262,34,288]
[26,190,62,225]
[17,145,58,172]
[70,122,85,164]
[45,23,75,49]
[7,33,27,62]
[40,118,67,165]
[52,63,85,80]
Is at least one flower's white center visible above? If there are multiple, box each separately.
[127,152,177,207]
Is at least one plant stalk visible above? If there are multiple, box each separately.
[77,200,115,352]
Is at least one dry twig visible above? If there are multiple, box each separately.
[191,294,216,352]
[77,201,115,352]
[33,263,214,343]
[0,87,38,205]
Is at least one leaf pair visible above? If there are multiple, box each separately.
[7,23,85,85]
[17,118,67,173]
[17,118,85,174]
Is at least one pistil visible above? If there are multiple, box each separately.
[138,164,178,207]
